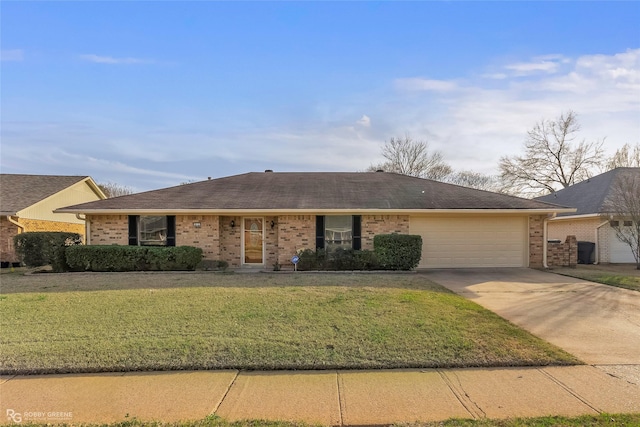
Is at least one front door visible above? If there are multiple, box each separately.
[243,217,264,264]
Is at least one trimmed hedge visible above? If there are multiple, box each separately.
[296,248,380,271]
[374,234,422,270]
[65,245,203,272]
[13,232,82,271]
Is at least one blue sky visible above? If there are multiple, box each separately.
[2,1,639,192]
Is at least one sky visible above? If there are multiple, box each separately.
[1,1,639,192]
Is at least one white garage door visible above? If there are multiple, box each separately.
[610,234,636,263]
[409,216,527,268]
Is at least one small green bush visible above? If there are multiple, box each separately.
[296,248,379,271]
[353,249,380,270]
[65,245,203,272]
[374,234,422,270]
[297,248,327,271]
[13,232,82,271]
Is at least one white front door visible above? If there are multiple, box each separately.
[243,217,264,265]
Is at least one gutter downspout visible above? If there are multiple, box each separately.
[76,214,89,245]
[6,215,24,233]
[543,214,555,269]
[594,219,610,265]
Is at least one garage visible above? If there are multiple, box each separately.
[610,232,636,263]
[409,216,528,268]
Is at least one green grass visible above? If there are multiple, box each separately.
[551,267,640,292]
[0,272,579,374]
[15,413,640,427]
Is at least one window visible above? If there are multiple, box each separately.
[623,220,633,227]
[316,215,361,251]
[139,216,168,246]
[128,215,175,246]
[610,220,620,227]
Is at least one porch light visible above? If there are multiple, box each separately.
[270,220,275,229]
[230,220,235,228]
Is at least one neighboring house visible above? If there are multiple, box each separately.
[0,174,106,263]
[536,167,640,264]
[57,171,573,269]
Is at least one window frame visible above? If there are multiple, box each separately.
[316,215,361,251]
[128,215,175,246]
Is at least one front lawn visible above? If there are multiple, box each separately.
[0,272,579,374]
[550,264,640,292]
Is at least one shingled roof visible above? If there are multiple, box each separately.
[0,174,93,216]
[57,171,570,214]
[535,167,640,217]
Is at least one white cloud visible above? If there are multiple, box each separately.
[388,50,639,176]
[79,54,153,64]
[501,54,570,76]
[2,49,637,191]
[356,114,371,127]
[395,78,459,92]
[1,49,24,62]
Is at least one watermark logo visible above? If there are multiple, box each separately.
[6,410,21,423]
[6,409,72,424]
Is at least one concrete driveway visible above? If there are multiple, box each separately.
[425,268,640,366]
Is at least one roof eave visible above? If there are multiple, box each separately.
[550,212,608,221]
[55,207,577,215]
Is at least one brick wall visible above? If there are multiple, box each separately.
[597,225,612,263]
[277,215,315,266]
[176,215,220,261]
[20,218,85,236]
[547,217,614,263]
[361,215,410,250]
[529,215,545,268]
[88,215,129,245]
[547,235,578,267]
[547,218,602,242]
[219,216,242,267]
[264,216,278,269]
[0,218,19,262]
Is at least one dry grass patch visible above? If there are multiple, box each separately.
[0,272,579,374]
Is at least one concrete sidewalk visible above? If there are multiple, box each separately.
[2,365,639,425]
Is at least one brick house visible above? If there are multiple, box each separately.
[0,174,106,264]
[57,171,573,269]
[536,167,639,264]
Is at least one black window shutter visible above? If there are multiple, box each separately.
[128,215,139,246]
[352,215,362,250]
[166,216,176,247]
[316,215,325,250]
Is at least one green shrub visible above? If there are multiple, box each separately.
[353,249,380,270]
[13,232,82,271]
[374,234,422,270]
[65,245,203,272]
[297,248,327,271]
[296,248,379,271]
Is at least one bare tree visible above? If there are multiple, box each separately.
[446,171,505,192]
[606,143,640,170]
[367,135,452,180]
[602,171,640,269]
[499,111,605,197]
[98,182,134,198]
